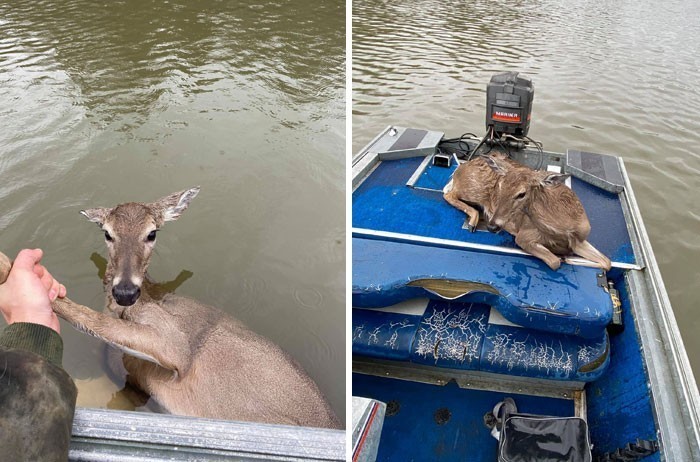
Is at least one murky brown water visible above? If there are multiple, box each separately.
[353,0,700,384]
[0,0,345,421]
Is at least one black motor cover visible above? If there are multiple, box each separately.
[486,71,534,137]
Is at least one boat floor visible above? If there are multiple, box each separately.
[353,372,574,462]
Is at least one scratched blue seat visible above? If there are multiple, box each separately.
[353,238,613,339]
[353,300,609,382]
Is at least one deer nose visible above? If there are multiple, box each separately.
[112,282,141,306]
[487,224,502,233]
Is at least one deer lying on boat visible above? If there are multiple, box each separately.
[23,188,340,428]
[444,154,612,271]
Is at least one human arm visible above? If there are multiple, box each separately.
[0,248,76,462]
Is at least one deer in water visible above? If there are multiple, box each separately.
[42,188,339,428]
[444,154,612,271]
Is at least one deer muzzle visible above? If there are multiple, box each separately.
[112,281,141,306]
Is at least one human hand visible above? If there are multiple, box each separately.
[0,249,66,333]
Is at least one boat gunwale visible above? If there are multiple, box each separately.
[352,227,641,271]
[69,407,346,461]
[619,158,700,460]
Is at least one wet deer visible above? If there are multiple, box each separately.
[55,187,340,428]
[444,154,611,271]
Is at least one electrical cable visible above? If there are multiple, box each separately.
[440,126,544,168]
[437,132,479,160]
[523,135,545,169]
[466,127,492,161]
[493,132,511,159]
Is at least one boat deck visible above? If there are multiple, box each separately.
[353,156,636,266]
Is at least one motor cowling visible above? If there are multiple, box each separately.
[486,71,534,137]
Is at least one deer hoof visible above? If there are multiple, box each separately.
[546,258,561,271]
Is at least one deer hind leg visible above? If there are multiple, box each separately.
[516,233,562,271]
[573,240,612,271]
[444,189,481,232]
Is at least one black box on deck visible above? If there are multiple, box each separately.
[486,72,534,137]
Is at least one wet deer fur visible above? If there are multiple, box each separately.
[56,187,339,428]
[444,154,611,271]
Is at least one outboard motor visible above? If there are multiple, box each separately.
[486,71,534,138]
[435,71,538,164]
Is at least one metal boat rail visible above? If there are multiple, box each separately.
[69,408,346,461]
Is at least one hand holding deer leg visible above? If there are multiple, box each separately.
[0,250,185,375]
[0,249,66,333]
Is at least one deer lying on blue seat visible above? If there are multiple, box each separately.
[444,154,611,271]
[32,188,340,428]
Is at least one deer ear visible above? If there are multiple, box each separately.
[483,155,507,176]
[80,208,111,226]
[541,172,570,187]
[154,187,200,222]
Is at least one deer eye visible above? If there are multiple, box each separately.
[146,230,157,242]
[104,231,113,242]
[515,191,526,200]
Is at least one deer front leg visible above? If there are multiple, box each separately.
[444,190,480,232]
[515,232,562,271]
[51,298,189,376]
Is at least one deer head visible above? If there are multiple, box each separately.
[484,156,569,232]
[80,187,200,306]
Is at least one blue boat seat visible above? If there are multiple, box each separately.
[353,300,609,382]
[353,238,613,339]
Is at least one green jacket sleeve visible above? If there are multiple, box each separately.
[0,323,77,462]
[0,322,64,367]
